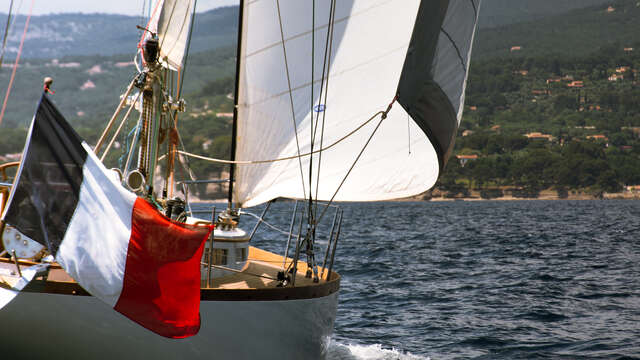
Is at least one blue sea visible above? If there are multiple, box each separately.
[213,200,640,359]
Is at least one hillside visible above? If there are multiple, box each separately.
[1,0,639,199]
[474,0,640,59]
[0,47,236,131]
[478,0,612,28]
[438,18,640,198]
[0,6,238,59]
[0,1,618,60]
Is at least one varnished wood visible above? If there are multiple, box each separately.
[0,161,19,182]
[1,245,340,302]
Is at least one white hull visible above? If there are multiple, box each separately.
[0,291,338,359]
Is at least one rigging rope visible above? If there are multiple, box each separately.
[0,0,33,128]
[276,0,307,200]
[316,96,398,225]
[0,0,15,69]
[313,0,337,217]
[308,0,316,225]
[174,108,386,165]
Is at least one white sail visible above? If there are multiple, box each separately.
[156,0,196,70]
[234,0,481,207]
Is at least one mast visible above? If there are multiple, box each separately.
[227,0,245,208]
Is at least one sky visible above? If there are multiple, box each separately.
[8,0,239,16]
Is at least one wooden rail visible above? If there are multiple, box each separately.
[0,161,19,182]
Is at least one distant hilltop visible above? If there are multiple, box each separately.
[0,0,617,59]
[0,6,239,59]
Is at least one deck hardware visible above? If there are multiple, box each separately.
[291,207,306,287]
[327,209,342,281]
[322,208,339,280]
[282,200,299,270]
[207,207,216,289]
[11,249,22,278]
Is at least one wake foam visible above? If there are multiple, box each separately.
[327,342,429,360]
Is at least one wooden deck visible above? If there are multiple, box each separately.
[0,246,340,301]
[209,246,335,289]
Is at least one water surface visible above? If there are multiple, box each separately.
[239,200,640,359]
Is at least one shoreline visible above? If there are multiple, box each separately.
[422,189,640,202]
[189,192,640,204]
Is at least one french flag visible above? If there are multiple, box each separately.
[1,94,212,338]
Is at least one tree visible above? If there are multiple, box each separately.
[595,169,622,193]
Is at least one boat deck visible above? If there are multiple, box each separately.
[212,246,331,289]
[0,246,340,301]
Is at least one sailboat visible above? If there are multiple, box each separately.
[0,0,481,359]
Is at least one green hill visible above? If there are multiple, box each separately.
[478,0,612,28]
[474,0,640,59]
[0,6,238,59]
[1,0,640,198]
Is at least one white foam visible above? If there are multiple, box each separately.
[327,342,429,360]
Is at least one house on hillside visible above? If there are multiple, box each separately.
[622,127,640,138]
[616,66,630,73]
[510,46,522,52]
[0,153,22,162]
[625,185,640,192]
[80,80,96,90]
[607,6,615,13]
[86,65,103,75]
[586,135,609,146]
[115,61,135,68]
[609,74,624,82]
[525,132,554,141]
[567,81,584,88]
[456,154,478,167]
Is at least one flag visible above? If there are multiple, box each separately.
[1,93,213,338]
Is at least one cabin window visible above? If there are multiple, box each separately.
[213,249,228,265]
[235,248,247,263]
[204,248,227,265]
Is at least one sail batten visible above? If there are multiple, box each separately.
[235,0,481,207]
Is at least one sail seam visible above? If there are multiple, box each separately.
[469,0,478,18]
[244,0,394,59]
[439,27,466,70]
[243,43,409,107]
[174,109,386,165]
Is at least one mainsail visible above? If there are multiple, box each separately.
[234,0,481,207]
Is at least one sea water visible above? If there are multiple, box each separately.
[212,200,640,359]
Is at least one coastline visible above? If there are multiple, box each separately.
[422,189,640,202]
[187,188,640,204]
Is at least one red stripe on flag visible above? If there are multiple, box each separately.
[114,198,213,338]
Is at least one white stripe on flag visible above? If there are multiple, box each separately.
[56,148,136,307]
